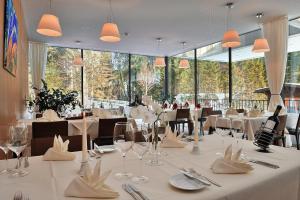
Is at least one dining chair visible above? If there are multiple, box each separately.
[32,121,68,138]
[31,135,91,156]
[174,108,190,134]
[65,116,83,120]
[273,115,288,147]
[198,107,213,135]
[93,117,127,146]
[287,113,300,150]
[208,110,222,134]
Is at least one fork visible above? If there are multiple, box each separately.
[13,191,23,200]
[187,168,222,187]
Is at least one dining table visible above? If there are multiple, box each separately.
[1,135,300,200]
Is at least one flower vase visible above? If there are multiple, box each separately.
[147,123,162,166]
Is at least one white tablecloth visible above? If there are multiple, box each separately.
[1,135,300,200]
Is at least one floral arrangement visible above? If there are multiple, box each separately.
[30,79,81,113]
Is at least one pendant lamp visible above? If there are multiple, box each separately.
[252,13,270,53]
[179,42,190,69]
[154,38,165,67]
[37,0,62,37]
[100,0,121,42]
[222,3,240,48]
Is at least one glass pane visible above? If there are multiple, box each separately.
[83,50,129,108]
[197,43,229,110]
[232,58,268,110]
[169,50,195,105]
[45,47,82,102]
[131,55,164,102]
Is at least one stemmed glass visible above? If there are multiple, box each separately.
[0,137,11,175]
[57,105,66,118]
[7,124,29,177]
[113,122,134,179]
[131,127,150,183]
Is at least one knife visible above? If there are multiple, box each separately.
[249,159,279,169]
[127,184,150,200]
[122,184,140,200]
[179,170,211,186]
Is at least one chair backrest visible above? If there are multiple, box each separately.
[236,109,245,114]
[176,109,190,120]
[201,107,213,118]
[98,117,127,137]
[32,121,68,138]
[211,110,222,116]
[31,135,91,156]
[295,113,300,134]
[94,118,127,146]
[275,115,287,135]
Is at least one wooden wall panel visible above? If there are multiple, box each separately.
[0,0,28,143]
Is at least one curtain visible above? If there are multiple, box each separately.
[263,16,288,113]
[29,42,48,92]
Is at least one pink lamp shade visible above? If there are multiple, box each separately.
[100,22,121,42]
[36,14,62,37]
[222,29,241,48]
[154,57,165,67]
[179,59,190,69]
[252,38,270,53]
[73,56,83,66]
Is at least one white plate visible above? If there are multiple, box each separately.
[96,145,116,153]
[169,173,207,191]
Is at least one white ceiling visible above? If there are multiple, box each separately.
[22,0,300,56]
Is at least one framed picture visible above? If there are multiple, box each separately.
[3,0,18,76]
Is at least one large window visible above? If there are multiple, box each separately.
[131,55,164,102]
[83,50,129,107]
[45,47,82,101]
[196,43,229,109]
[169,50,195,104]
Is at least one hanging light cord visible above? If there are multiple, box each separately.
[108,0,115,22]
[49,0,52,11]
[256,13,264,37]
[226,4,232,31]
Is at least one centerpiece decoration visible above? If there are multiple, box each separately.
[30,80,81,115]
[130,97,164,166]
[192,109,200,154]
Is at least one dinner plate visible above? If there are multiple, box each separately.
[169,173,207,191]
[96,145,116,153]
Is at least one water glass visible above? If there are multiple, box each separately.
[131,129,150,183]
[0,138,11,175]
[7,124,29,177]
[113,122,134,179]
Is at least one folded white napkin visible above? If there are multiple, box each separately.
[225,107,239,116]
[248,109,262,117]
[92,108,112,118]
[41,109,61,121]
[160,126,186,148]
[64,160,119,199]
[43,135,75,161]
[142,95,153,106]
[211,145,253,174]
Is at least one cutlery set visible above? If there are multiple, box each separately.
[13,192,30,200]
[180,168,222,187]
[122,183,150,200]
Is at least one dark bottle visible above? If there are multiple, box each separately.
[263,105,282,133]
[254,105,283,152]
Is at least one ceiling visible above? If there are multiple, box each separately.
[22,0,300,56]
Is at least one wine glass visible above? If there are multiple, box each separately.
[7,124,29,177]
[0,137,11,175]
[113,122,134,179]
[131,128,150,183]
[57,105,66,118]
